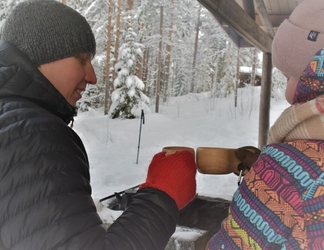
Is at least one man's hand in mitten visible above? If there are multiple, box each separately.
[139,150,197,210]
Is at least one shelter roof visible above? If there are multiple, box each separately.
[198,0,302,52]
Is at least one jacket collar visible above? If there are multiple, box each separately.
[0,42,76,124]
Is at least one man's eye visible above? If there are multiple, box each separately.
[76,55,88,64]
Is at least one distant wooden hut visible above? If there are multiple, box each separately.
[238,66,262,87]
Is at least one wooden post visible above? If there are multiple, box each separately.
[258,52,272,149]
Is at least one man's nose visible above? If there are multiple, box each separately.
[85,63,97,84]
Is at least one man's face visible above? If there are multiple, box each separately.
[38,53,97,107]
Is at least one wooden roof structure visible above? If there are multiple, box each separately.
[197,0,302,148]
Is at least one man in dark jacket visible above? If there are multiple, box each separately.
[0,1,197,249]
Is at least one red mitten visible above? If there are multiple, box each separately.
[139,150,197,210]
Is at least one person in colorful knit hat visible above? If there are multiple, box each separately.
[206,0,324,249]
[0,1,197,249]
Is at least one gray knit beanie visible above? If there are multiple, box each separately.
[1,0,96,66]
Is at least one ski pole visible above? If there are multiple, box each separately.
[99,184,140,202]
[136,109,145,164]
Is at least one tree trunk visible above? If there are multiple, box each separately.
[251,48,257,86]
[104,0,113,115]
[127,0,133,28]
[248,48,258,119]
[234,48,241,107]
[142,47,150,87]
[223,42,233,97]
[62,0,66,4]
[171,60,177,97]
[127,0,133,10]
[162,19,173,102]
[113,0,122,80]
[191,5,201,93]
[136,7,144,81]
[155,6,163,113]
[137,57,143,79]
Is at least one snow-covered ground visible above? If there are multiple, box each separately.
[73,86,289,223]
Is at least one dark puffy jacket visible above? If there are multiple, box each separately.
[0,42,178,250]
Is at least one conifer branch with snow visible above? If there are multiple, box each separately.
[109,28,150,119]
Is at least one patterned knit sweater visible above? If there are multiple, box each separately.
[206,96,324,249]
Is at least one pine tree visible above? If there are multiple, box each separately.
[109,28,150,119]
[73,0,109,112]
[0,0,24,40]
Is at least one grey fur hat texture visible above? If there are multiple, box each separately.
[1,0,96,66]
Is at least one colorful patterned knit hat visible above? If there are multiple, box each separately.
[292,49,324,104]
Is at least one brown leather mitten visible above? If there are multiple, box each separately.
[234,146,261,174]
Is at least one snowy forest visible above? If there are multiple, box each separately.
[0,0,286,118]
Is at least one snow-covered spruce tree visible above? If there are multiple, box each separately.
[109,28,150,119]
[0,0,25,40]
[73,0,108,112]
[272,67,286,100]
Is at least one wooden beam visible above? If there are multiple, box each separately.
[215,16,243,47]
[221,26,255,48]
[254,0,275,38]
[255,14,288,28]
[241,0,255,20]
[258,52,272,149]
[197,0,272,52]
